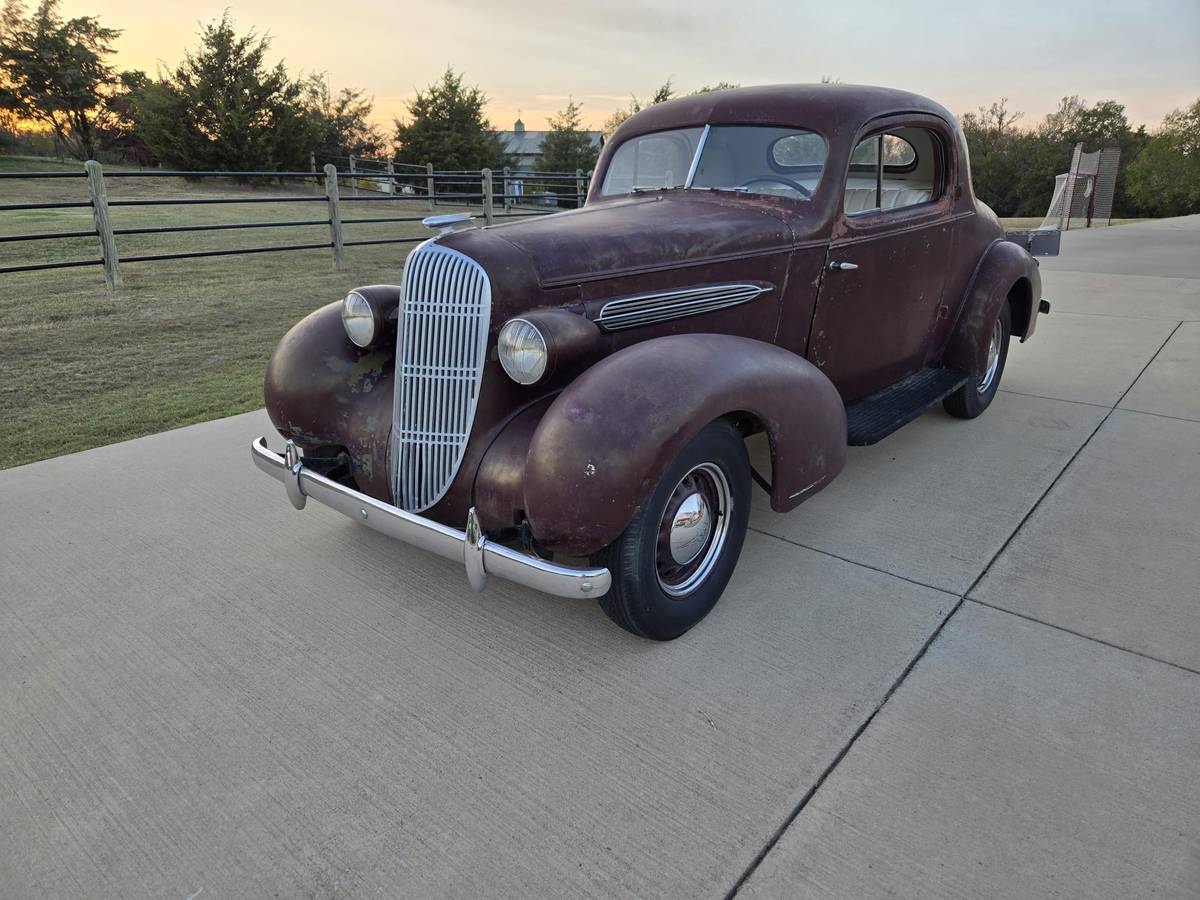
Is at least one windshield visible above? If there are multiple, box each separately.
[599,127,704,194]
[600,125,827,200]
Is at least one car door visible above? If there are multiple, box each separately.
[806,116,958,402]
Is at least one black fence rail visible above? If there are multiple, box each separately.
[0,160,592,287]
[315,150,592,209]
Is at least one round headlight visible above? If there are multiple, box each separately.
[498,318,548,384]
[342,291,375,348]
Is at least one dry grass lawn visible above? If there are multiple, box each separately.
[0,156,532,469]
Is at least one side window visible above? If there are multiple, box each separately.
[844,127,942,215]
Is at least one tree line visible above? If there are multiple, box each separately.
[960,96,1199,219]
[1,2,385,169]
[2,0,1196,218]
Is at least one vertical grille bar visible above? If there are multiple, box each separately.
[392,243,492,511]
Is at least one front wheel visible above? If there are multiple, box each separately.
[591,420,751,640]
[944,301,1011,419]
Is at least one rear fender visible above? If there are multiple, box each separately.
[523,334,847,557]
[944,239,1042,375]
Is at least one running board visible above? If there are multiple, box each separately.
[845,368,969,446]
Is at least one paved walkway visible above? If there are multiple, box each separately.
[2,217,1198,898]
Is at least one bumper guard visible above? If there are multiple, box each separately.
[252,438,611,600]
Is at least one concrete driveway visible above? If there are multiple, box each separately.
[2,216,1198,898]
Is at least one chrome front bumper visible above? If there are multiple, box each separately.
[251,438,611,600]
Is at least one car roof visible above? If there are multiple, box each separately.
[610,83,956,144]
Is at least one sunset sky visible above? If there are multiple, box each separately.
[60,0,1200,135]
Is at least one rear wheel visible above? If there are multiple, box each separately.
[592,420,751,640]
[944,301,1011,419]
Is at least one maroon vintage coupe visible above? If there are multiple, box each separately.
[253,84,1050,639]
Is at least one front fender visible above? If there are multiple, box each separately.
[944,239,1042,376]
[522,334,847,556]
[264,301,395,501]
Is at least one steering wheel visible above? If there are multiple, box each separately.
[737,176,812,199]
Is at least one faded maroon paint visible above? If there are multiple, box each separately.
[522,334,847,557]
[943,239,1042,376]
[413,201,801,530]
[264,83,1043,557]
[471,397,553,533]
[264,302,394,500]
[811,209,956,402]
[484,191,795,286]
[809,113,961,401]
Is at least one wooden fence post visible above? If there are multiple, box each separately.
[309,152,317,193]
[385,159,395,200]
[481,168,494,226]
[503,166,511,212]
[84,160,122,289]
[324,164,345,270]
[576,168,584,208]
[426,162,435,210]
[348,155,358,197]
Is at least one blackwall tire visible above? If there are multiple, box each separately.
[944,300,1012,419]
[591,419,751,640]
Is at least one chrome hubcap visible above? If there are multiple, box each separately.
[656,463,731,598]
[978,318,1002,393]
[668,492,712,565]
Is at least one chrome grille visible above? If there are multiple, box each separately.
[392,243,492,511]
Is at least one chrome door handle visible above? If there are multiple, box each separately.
[828,260,859,271]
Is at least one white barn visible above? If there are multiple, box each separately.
[497,118,603,173]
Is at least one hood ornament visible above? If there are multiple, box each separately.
[422,213,476,236]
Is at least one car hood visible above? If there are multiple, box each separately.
[450,191,798,289]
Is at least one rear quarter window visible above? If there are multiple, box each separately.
[770,132,827,169]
